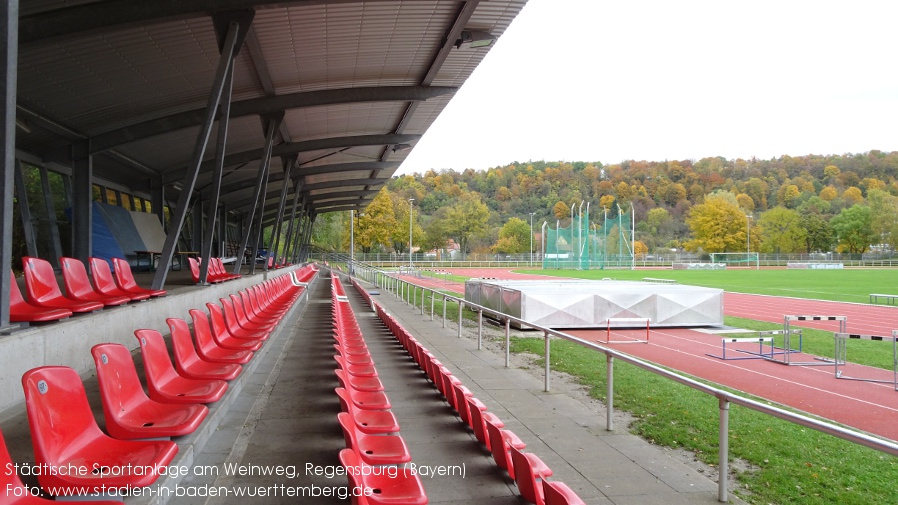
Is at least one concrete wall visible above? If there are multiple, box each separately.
[0,267,299,414]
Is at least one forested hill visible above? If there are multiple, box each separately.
[313,151,898,256]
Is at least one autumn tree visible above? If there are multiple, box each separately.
[867,189,898,250]
[491,217,531,254]
[357,188,398,252]
[830,204,875,254]
[552,201,570,219]
[684,194,747,253]
[819,186,838,201]
[440,192,490,255]
[390,192,425,254]
[757,207,805,253]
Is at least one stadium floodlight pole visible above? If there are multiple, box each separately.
[541,221,547,268]
[408,198,414,268]
[585,202,590,268]
[529,212,535,265]
[570,203,575,269]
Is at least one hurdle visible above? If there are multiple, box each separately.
[833,331,898,390]
[706,336,776,360]
[769,315,847,366]
[605,317,650,344]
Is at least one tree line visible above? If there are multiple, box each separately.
[311,150,898,257]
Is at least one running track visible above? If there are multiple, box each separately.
[396,269,898,442]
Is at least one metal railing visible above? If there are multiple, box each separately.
[350,264,898,504]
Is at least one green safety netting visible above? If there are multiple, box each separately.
[543,206,633,270]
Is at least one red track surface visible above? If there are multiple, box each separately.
[399,269,898,441]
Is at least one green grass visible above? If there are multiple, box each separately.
[511,336,898,504]
[514,268,898,304]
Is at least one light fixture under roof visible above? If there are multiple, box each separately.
[455,30,496,50]
[392,143,412,153]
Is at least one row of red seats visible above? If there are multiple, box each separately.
[2,266,317,502]
[330,276,428,505]
[354,278,586,505]
[10,256,167,324]
[187,257,241,284]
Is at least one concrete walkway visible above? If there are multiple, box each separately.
[166,269,744,504]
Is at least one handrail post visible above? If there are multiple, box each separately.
[442,296,447,328]
[544,331,551,392]
[477,309,483,350]
[457,302,463,338]
[718,396,730,503]
[420,287,425,315]
[606,355,614,431]
[505,318,511,368]
[430,291,435,320]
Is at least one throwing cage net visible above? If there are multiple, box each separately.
[543,204,634,270]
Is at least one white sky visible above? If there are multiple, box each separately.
[396,0,898,175]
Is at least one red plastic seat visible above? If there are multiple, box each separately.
[335,368,383,392]
[22,366,178,494]
[167,318,243,380]
[543,481,586,505]
[89,257,151,301]
[211,257,240,280]
[337,412,411,466]
[8,270,72,323]
[334,355,378,378]
[451,382,475,424]
[91,343,209,439]
[60,257,131,306]
[335,388,399,435]
[340,382,391,411]
[229,294,276,331]
[112,257,166,297]
[22,257,104,313]
[509,445,554,505]
[218,299,270,340]
[338,449,427,505]
[134,329,228,404]
[0,427,126,505]
[486,419,527,479]
[204,304,266,349]
[188,257,220,284]
[469,401,504,450]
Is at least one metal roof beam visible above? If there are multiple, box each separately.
[212,161,395,199]
[165,134,417,182]
[20,0,399,44]
[90,86,456,154]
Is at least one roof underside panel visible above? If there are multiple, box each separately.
[15,0,529,216]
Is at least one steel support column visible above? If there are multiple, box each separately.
[266,158,295,267]
[280,184,301,266]
[199,64,235,284]
[72,141,92,263]
[232,114,280,275]
[0,0,15,330]
[152,21,241,290]
[13,160,37,259]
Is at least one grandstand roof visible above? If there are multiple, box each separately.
[16,0,528,218]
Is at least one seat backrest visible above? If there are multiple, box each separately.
[190,308,224,355]
[89,257,119,293]
[338,448,364,493]
[205,302,232,340]
[91,343,150,415]
[134,329,179,389]
[486,417,511,472]
[336,411,359,451]
[167,317,202,369]
[112,257,139,289]
[9,269,28,306]
[468,396,488,445]
[509,445,542,504]
[187,257,200,283]
[22,366,104,468]
[543,481,586,505]
[60,257,97,298]
[22,256,64,303]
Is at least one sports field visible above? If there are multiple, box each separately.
[516,267,898,304]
